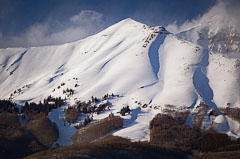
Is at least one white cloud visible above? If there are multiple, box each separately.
[0,10,105,48]
[166,0,240,34]
[70,10,103,25]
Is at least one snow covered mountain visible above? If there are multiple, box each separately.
[0,18,239,144]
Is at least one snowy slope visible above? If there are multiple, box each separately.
[0,18,239,144]
[176,22,240,109]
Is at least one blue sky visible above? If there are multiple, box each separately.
[0,0,238,48]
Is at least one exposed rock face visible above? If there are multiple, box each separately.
[72,116,123,145]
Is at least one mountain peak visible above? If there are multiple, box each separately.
[116,18,144,27]
[121,18,140,23]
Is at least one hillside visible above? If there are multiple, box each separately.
[0,18,239,145]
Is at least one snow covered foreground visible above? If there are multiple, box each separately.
[0,18,239,145]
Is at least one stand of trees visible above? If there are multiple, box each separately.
[22,95,64,115]
[0,95,63,159]
[72,115,123,145]
[74,115,93,129]
[65,97,112,124]
[0,100,19,113]
[150,112,240,159]
[120,106,131,116]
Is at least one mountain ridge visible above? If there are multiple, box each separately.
[0,18,239,143]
